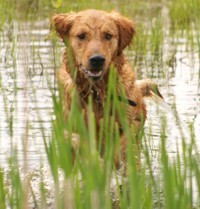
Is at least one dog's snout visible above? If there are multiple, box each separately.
[89,55,105,69]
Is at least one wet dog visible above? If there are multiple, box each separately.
[51,9,163,167]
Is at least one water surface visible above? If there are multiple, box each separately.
[0,12,199,169]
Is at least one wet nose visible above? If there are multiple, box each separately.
[89,55,105,69]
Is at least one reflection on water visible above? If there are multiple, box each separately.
[0,20,55,167]
[0,19,199,169]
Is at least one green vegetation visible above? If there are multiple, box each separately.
[0,0,200,208]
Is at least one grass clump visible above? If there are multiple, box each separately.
[0,0,200,208]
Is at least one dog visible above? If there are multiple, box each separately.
[51,9,163,167]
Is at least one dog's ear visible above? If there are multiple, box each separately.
[51,13,76,39]
[111,12,136,55]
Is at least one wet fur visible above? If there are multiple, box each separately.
[51,10,161,167]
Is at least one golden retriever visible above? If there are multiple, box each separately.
[51,9,162,167]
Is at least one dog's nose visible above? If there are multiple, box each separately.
[89,55,105,69]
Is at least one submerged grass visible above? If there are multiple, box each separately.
[0,0,200,208]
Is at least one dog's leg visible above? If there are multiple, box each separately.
[114,134,141,171]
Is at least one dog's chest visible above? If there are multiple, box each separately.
[80,88,105,120]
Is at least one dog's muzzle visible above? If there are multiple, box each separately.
[80,55,105,80]
[89,55,105,69]
[80,64,103,79]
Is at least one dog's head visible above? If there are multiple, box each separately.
[51,10,135,80]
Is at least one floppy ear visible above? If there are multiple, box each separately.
[111,12,136,55]
[50,12,76,39]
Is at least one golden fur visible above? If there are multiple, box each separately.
[51,9,162,167]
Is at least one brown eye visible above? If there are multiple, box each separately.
[105,33,112,40]
[77,33,86,40]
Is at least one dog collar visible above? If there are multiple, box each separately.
[117,95,137,106]
[92,89,137,107]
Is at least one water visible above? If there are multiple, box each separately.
[0,9,199,208]
[0,17,199,168]
[0,20,55,167]
[145,47,200,151]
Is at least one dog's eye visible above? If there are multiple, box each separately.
[104,33,112,40]
[77,33,86,40]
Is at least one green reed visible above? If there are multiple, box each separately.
[0,0,200,208]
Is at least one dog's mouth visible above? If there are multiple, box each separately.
[79,64,103,80]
